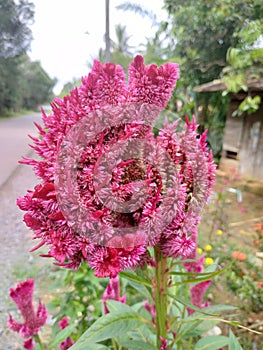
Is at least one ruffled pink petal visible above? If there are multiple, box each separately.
[79,60,127,108]
[60,337,74,350]
[36,301,48,327]
[23,338,35,350]
[188,280,212,315]
[102,276,126,314]
[8,279,48,339]
[58,317,69,330]
[128,55,179,108]
[7,315,23,333]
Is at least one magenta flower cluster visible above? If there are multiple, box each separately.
[7,279,48,349]
[184,255,212,314]
[102,276,126,314]
[58,317,74,349]
[17,55,215,278]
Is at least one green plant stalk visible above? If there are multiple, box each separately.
[33,333,45,350]
[154,246,168,348]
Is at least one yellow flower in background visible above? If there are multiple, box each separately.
[205,257,214,265]
[204,244,212,252]
[216,229,223,235]
[197,247,203,255]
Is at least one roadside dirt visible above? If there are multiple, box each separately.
[0,161,48,349]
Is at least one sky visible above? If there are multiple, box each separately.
[28,0,167,94]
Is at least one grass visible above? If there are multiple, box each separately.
[0,108,38,119]
[198,171,263,349]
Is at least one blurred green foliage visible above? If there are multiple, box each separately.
[48,263,108,340]
[0,0,56,116]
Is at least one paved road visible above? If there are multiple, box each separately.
[0,112,49,349]
[0,113,43,188]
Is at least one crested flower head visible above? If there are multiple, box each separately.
[102,276,126,314]
[7,279,48,343]
[188,280,212,315]
[58,317,74,350]
[23,338,35,350]
[17,55,215,278]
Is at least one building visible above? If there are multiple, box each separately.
[195,79,263,180]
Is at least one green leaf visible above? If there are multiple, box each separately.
[194,319,220,335]
[120,271,152,288]
[120,270,152,300]
[169,271,216,277]
[127,323,155,343]
[229,330,243,350]
[171,263,230,287]
[70,311,145,349]
[176,319,204,341]
[49,323,76,349]
[203,304,237,314]
[106,299,136,313]
[87,345,108,350]
[194,335,229,350]
[119,339,158,350]
[131,301,146,312]
[126,279,152,300]
[170,294,204,314]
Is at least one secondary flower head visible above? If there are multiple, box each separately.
[102,276,126,314]
[17,55,215,278]
[23,338,35,350]
[7,279,48,347]
[188,280,212,315]
[58,317,74,350]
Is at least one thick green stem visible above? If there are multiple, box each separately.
[154,246,168,348]
[34,333,45,350]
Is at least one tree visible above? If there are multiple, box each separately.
[221,20,263,116]
[157,0,263,160]
[0,56,23,113]
[163,0,263,86]
[116,2,157,26]
[20,55,56,110]
[58,79,82,98]
[108,1,263,161]
[93,24,133,72]
[0,0,35,114]
[105,0,111,62]
[0,0,34,58]
[111,24,133,55]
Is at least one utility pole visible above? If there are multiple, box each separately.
[105,0,111,63]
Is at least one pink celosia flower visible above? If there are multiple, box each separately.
[58,317,74,350]
[17,55,215,278]
[58,316,70,329]
[102,276,126,314]
[184,251,212,315]
[160,337,168,350]
[188,280,212,315]
[7,279,48,346]
[144,300,156,321]
[23,338,35,350]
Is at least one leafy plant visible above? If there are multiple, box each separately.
[48,263,107,339]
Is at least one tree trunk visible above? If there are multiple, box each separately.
[105,0,111,63]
